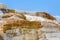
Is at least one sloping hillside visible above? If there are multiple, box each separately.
[0,4,60,40]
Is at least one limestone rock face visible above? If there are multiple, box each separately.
[0,4,60,40]
[35,12,56,20]
[2,13,26,20]
[0,35,3,40]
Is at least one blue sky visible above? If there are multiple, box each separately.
[0,0,60,16]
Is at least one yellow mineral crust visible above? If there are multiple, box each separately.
[3,20,42,33]
[2,13,26,20]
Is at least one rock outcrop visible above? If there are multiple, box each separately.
[0,4,60,40]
